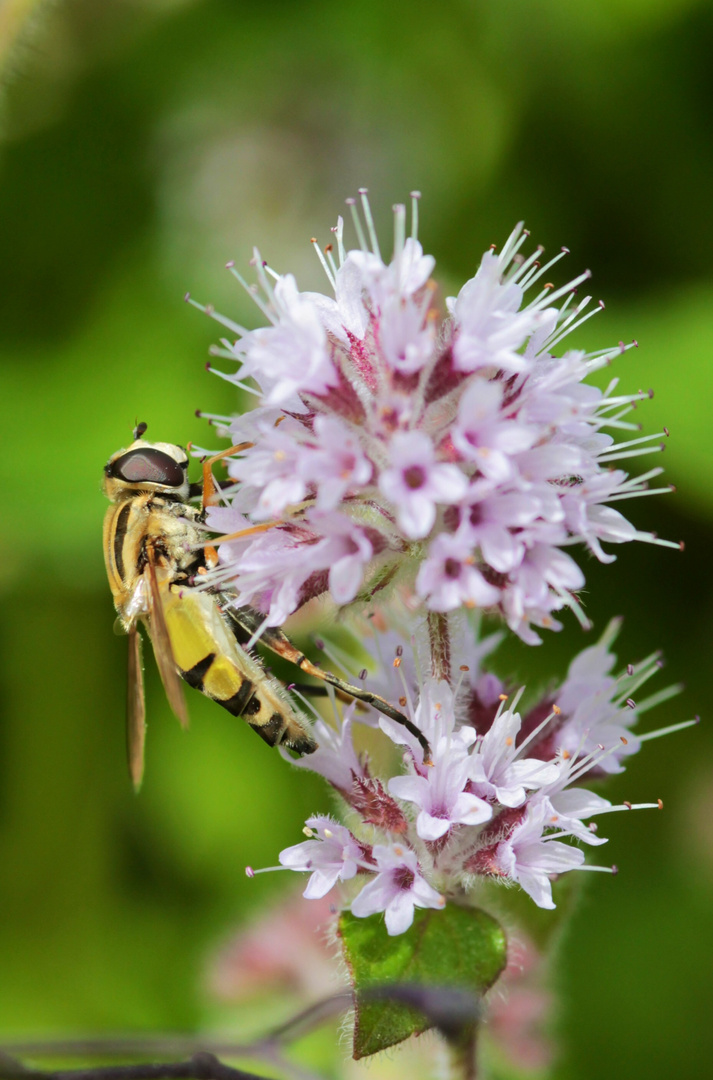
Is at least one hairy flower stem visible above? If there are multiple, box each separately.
[449,1028,478,1080]
[428,611,451,682]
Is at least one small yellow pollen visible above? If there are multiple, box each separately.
[464,600,476,609]
[393,846,404,857]
[393,657,402,669]
[274,415,286,427]
[460,665,470,672]
[552,704,561,715]
[658,799,664,809]
[197,566,208,575]
[323,828,333,838]
[505,736,513,747]
[620,736,629,745]
[542,616,553,627]
[274,450,287,462]
[562,749,571,760]
[499,694,509,702]
[302,826,314,837]
[544,282,554,289]
[399,696,407,707]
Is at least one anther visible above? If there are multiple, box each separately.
[184,292,190,302]
[627,664,634,676]
[611,865,619,876]
[323,828,333,838]
[623,800,632,809]
[359,669,367,680]
[245,866,255,878]
[396,645,404,657]
[499,693,509,702]
[552,704,561,715]
[393,657,402,669]
[314,638,325,650]
[658,799,664,809]
[399,696,407,707]
[626,698,636,709]
[664,427,670,436]
[679,540,685,551]
[225,260,234,269]
[460,665,470,672]
[620,736,628,745]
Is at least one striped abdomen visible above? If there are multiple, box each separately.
[159,584,316,754]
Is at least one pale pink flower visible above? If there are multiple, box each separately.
[279,816,365,899]
[378,430,467,539]
[350,843,445,935]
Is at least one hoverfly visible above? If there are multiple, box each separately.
[102,424,429,788]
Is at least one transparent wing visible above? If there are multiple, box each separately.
[127,626,147,791]
[145,554,189,729]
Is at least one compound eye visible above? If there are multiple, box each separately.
[107,448,186,487]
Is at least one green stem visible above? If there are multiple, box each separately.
[449,1028,478,1080]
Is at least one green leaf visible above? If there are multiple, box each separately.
[338,904,507,1059]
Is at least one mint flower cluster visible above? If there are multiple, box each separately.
[259,622,690,933]
[192,191,694,942]
[193,192,678,644]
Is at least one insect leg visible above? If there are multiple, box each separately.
[201,442,254,510]
[199,442,257,565]
[257,625,433,764]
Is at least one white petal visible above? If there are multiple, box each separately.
[304,867,341,899]
[416,810,451,841]
[385,891,417,936]
[451,792,493,826]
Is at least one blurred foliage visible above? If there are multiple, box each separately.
[0,1,712,1078]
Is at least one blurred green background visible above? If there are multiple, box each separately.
[0,1,712,1077]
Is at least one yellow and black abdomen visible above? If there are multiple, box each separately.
[159,585,316,754]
